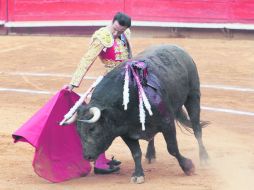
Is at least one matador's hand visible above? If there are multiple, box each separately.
[65,84,75,91]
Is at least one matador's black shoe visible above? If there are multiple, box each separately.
[94,165,120,174]
[107,156,121,166]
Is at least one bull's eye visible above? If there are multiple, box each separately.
[89,127,95,133]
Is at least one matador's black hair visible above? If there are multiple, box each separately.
[113,12,131,28]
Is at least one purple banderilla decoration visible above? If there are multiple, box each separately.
[123,60,153,131]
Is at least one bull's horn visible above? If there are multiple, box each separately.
[62,112,78,125]
[78,107,101,123]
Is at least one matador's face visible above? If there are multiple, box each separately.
[111,20,128,38]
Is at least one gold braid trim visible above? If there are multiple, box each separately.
[70,28,130,87]
[124,28,131,41]
[92,27,114,48]
[70,38,104,87]
[101,60,122,68]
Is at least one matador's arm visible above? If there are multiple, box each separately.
[70,39,104,87]
[70,27,114,87]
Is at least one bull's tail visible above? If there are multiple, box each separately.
[175,108,210,130]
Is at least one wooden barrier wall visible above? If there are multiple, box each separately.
[1,0,254,25]
[0,0,7,22]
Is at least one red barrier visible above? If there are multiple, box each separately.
[126,0,229,23]
[8,0,124,21]
[5,0,254,24]
[125,0,254,23]
[232,1,254,23]
[0,0,7,22]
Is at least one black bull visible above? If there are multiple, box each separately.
[75,45,209,183]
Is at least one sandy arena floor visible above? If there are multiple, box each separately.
[0,34,254,190]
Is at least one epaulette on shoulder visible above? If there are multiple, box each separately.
[92,27,114,48]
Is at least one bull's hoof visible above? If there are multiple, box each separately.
[200,158,209,167]
[130,176,145,184]
[145,157,156,164]
[182,159,195,176]
[184,165,195,176]
[200,150,209,166]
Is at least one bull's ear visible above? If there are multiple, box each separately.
[98,108,111,125]
[77,105,91,120]
[100,107,108,114]
[97,107,109,119]
[99,108,124,127]
[100,107,119,121]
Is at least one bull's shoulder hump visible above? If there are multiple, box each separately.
[138,44,187,55]
[157,44,187,53]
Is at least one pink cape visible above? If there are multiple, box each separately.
[12,89,91,182]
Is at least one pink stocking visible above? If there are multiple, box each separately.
[94,152,110,169]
